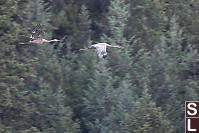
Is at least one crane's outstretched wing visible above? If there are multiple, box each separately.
[30,24,44,40]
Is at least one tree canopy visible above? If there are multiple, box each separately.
[0,0,198,133]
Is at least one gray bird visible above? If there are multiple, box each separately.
[20,24,60,45]
[80,43,123,58]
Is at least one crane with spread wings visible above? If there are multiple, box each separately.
[80,43,123,58]
[19,24,60,44]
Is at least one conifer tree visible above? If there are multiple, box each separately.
[32,57,80,132]
[159,15,198,133]
[0,0,37,131]
[85,0,110,41]
[162,0,199,50]
[49,0,79,50]
[82,61,114,133]
[126,0,168,51]
[18,0,81,132]
[58,5,95,128]
[122,89,173,133]
[82,61,135,133]
[74,5,91,50]
[133,15,199,133]
[101,0,132,79]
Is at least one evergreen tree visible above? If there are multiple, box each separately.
[19,0,81,132]
[0,0,37,132]
[162,0,199,50]
[158,15,198,133]
[74,5,91,50]
[86,0,110,41]
[82,61,135,133]
[134,15,199,133]
[33,57,80,132]
[126,0,168,51]
[122,89,173,133]
[58,6,95,132]
[1,0,199,132]
[101,0,132,79]
[50,0,79,50]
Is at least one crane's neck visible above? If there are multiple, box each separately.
[47,39,60,42]
[111,45,119,48]
[42,39,49,43]
[107,44,120,48]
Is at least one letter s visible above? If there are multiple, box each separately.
[187,103,197,116]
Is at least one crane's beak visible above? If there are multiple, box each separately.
[118,45,124,48]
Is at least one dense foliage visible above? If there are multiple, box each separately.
[0,0,198,132]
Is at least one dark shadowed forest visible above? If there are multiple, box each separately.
[0,0,199,132]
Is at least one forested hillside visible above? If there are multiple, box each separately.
[0,0,198,133]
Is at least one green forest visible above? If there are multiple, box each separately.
[0,0,199,132]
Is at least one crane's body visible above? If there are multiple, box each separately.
[29,38,60,44]
[29,39,48,44]
[80,43,123,58]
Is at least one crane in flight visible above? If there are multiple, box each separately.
[80,43,123,59]
[19,24,60,44]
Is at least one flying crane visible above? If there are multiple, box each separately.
[80,43,123,58]
[19,24,60,44]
